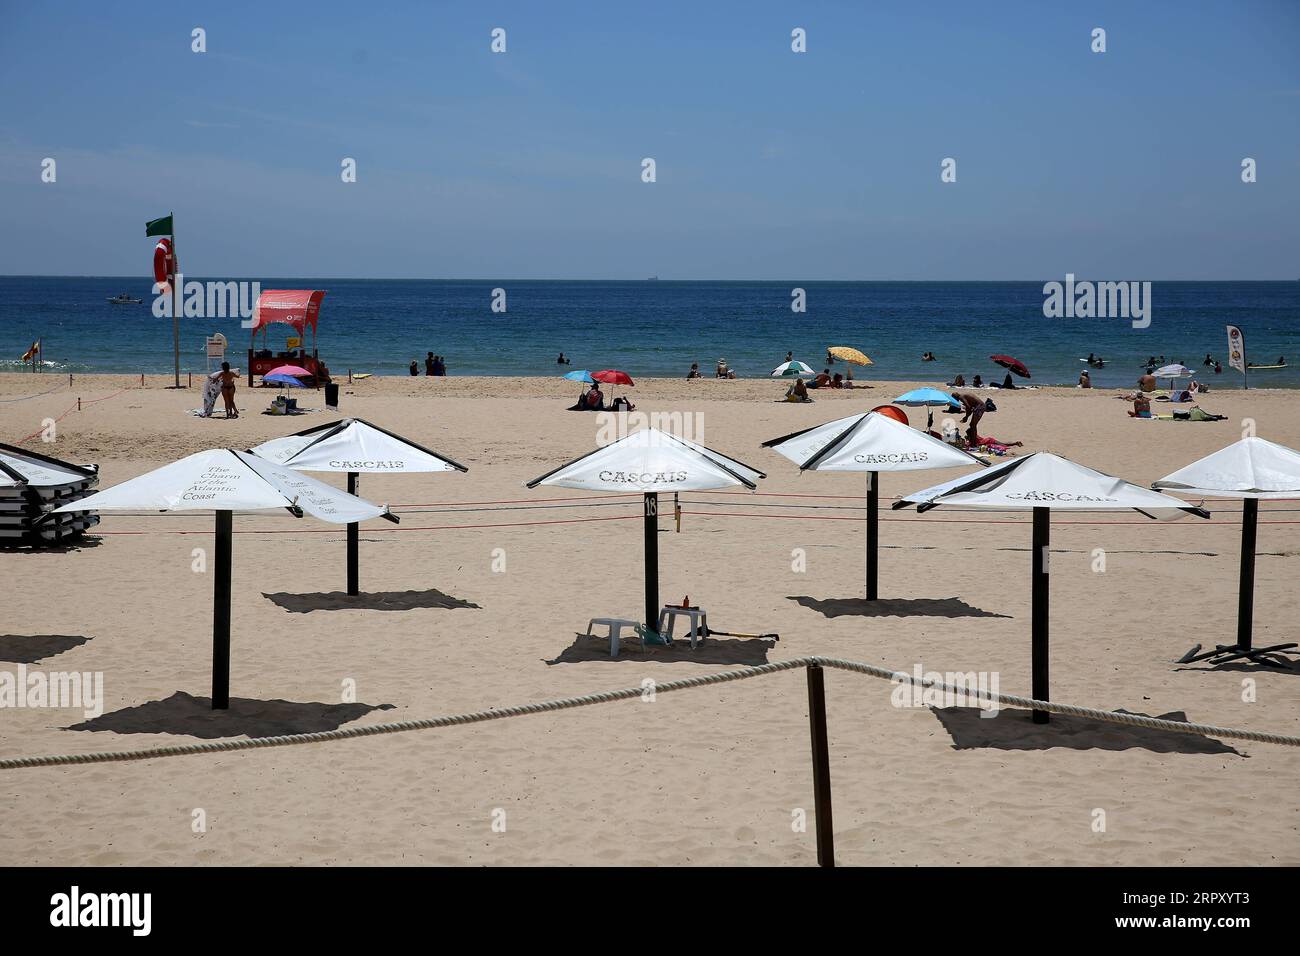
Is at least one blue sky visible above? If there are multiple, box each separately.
[2,0,1297,278]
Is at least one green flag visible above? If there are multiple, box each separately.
[145,214,173,237]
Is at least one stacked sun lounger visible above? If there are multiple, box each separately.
[0,443,100,546]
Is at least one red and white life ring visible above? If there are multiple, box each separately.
[153,237,174,286]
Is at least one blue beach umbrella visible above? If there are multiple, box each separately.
[264,373,308,387]
[894,387,961,430]
[563,369,595,383]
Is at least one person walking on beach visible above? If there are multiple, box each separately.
[952,392,987,445]
[217,361,239,419]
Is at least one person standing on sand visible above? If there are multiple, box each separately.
[425,352,435,376]
[218,361,239,419]
[951,392,987,445]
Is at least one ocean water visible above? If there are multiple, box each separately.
[1,277,1297,390]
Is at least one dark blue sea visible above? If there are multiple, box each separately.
[2,278,1297,389]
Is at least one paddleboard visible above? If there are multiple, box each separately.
[353,373,373,380]
[1247,364,1287,370]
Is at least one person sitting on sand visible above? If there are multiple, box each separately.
[950,374,966,387]
[972,374,983,388]
[218,361,239,419]
[610,394,636,412]
[998,372,1016,389]
[726,369,737,379]
[951,392,987,444]
[687,362,701,379]
[832,372,844,388]
[785,378,810,402]
[1079,369,1091,388]
[715,358,729,378]
[810,368,832,389]
[1128,394,1152,418]
[585,384,604,410]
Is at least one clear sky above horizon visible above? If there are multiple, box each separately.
[2,1,1298,279]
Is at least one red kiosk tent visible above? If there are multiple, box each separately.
[247,289,328,387]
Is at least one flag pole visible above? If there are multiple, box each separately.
[171,211,180,388]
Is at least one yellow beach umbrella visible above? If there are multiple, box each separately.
[828,346,873,366]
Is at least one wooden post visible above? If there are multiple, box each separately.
[1238,498,1258,650]
[212,510,233,710]
[346,472,360,596]
[806,663,835,867]
[866,471,879,600]
[170,216,180,388]
[1031,507,1050,724]
[644,492,659,631]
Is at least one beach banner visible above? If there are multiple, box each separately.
[1226,325,1246,373]
[145,214,173,237]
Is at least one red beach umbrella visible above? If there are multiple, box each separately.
[592,369,634,386]
[990,355,1031,378]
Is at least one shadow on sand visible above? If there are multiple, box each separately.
[67,691,395,739]
[932,706,1242,755]
[547,633,776,666]
[0,634,92,664]
[1175,653,1300,676]
[262,588,481,614]
[789,596,1009,619]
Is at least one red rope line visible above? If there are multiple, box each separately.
[12,386,137,443]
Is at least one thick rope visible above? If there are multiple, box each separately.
[1,656,1296,771]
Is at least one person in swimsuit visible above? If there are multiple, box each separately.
[951,392,986,445]
[218,362,239,419]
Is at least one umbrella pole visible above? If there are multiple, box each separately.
[1031,507,1050,724]
[346,472,359,596]
[866,471,879,600]
[644,492,659,632]
[1238,497,1258,651]
[212,509,232,710]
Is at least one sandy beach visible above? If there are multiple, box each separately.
[1,371,1297,866]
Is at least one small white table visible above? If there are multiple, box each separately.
[656,606,708,649]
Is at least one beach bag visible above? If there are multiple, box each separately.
[983,399,997,412]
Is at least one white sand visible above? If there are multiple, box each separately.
[1,372,1296,865]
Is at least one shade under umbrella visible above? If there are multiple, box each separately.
[895,452,1208,722]
[1154,436,1300,665]
[762,412,984,600]
[53,449,396,709]
[772,360,815,377]
[990,355,1031,378]
[894,387,962,430]
[526,428,764,631]
[827,346,873,366]
[251,419,467,595]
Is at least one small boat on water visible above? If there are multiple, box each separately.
[107,293,143,304]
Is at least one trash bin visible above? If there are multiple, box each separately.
[325,382,339,409]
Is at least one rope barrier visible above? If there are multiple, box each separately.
[10,386,137,443]
[1,655,1294,771]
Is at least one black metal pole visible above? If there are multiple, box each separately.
[1031,507,1050,724]
[1238,497,1258,651]
[346,471,359,596]
[644,492,659,631]
[866,471,879,600]
[212,510,232,710]
[806,663,835,867]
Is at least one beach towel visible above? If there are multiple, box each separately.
[200,374,220,417]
